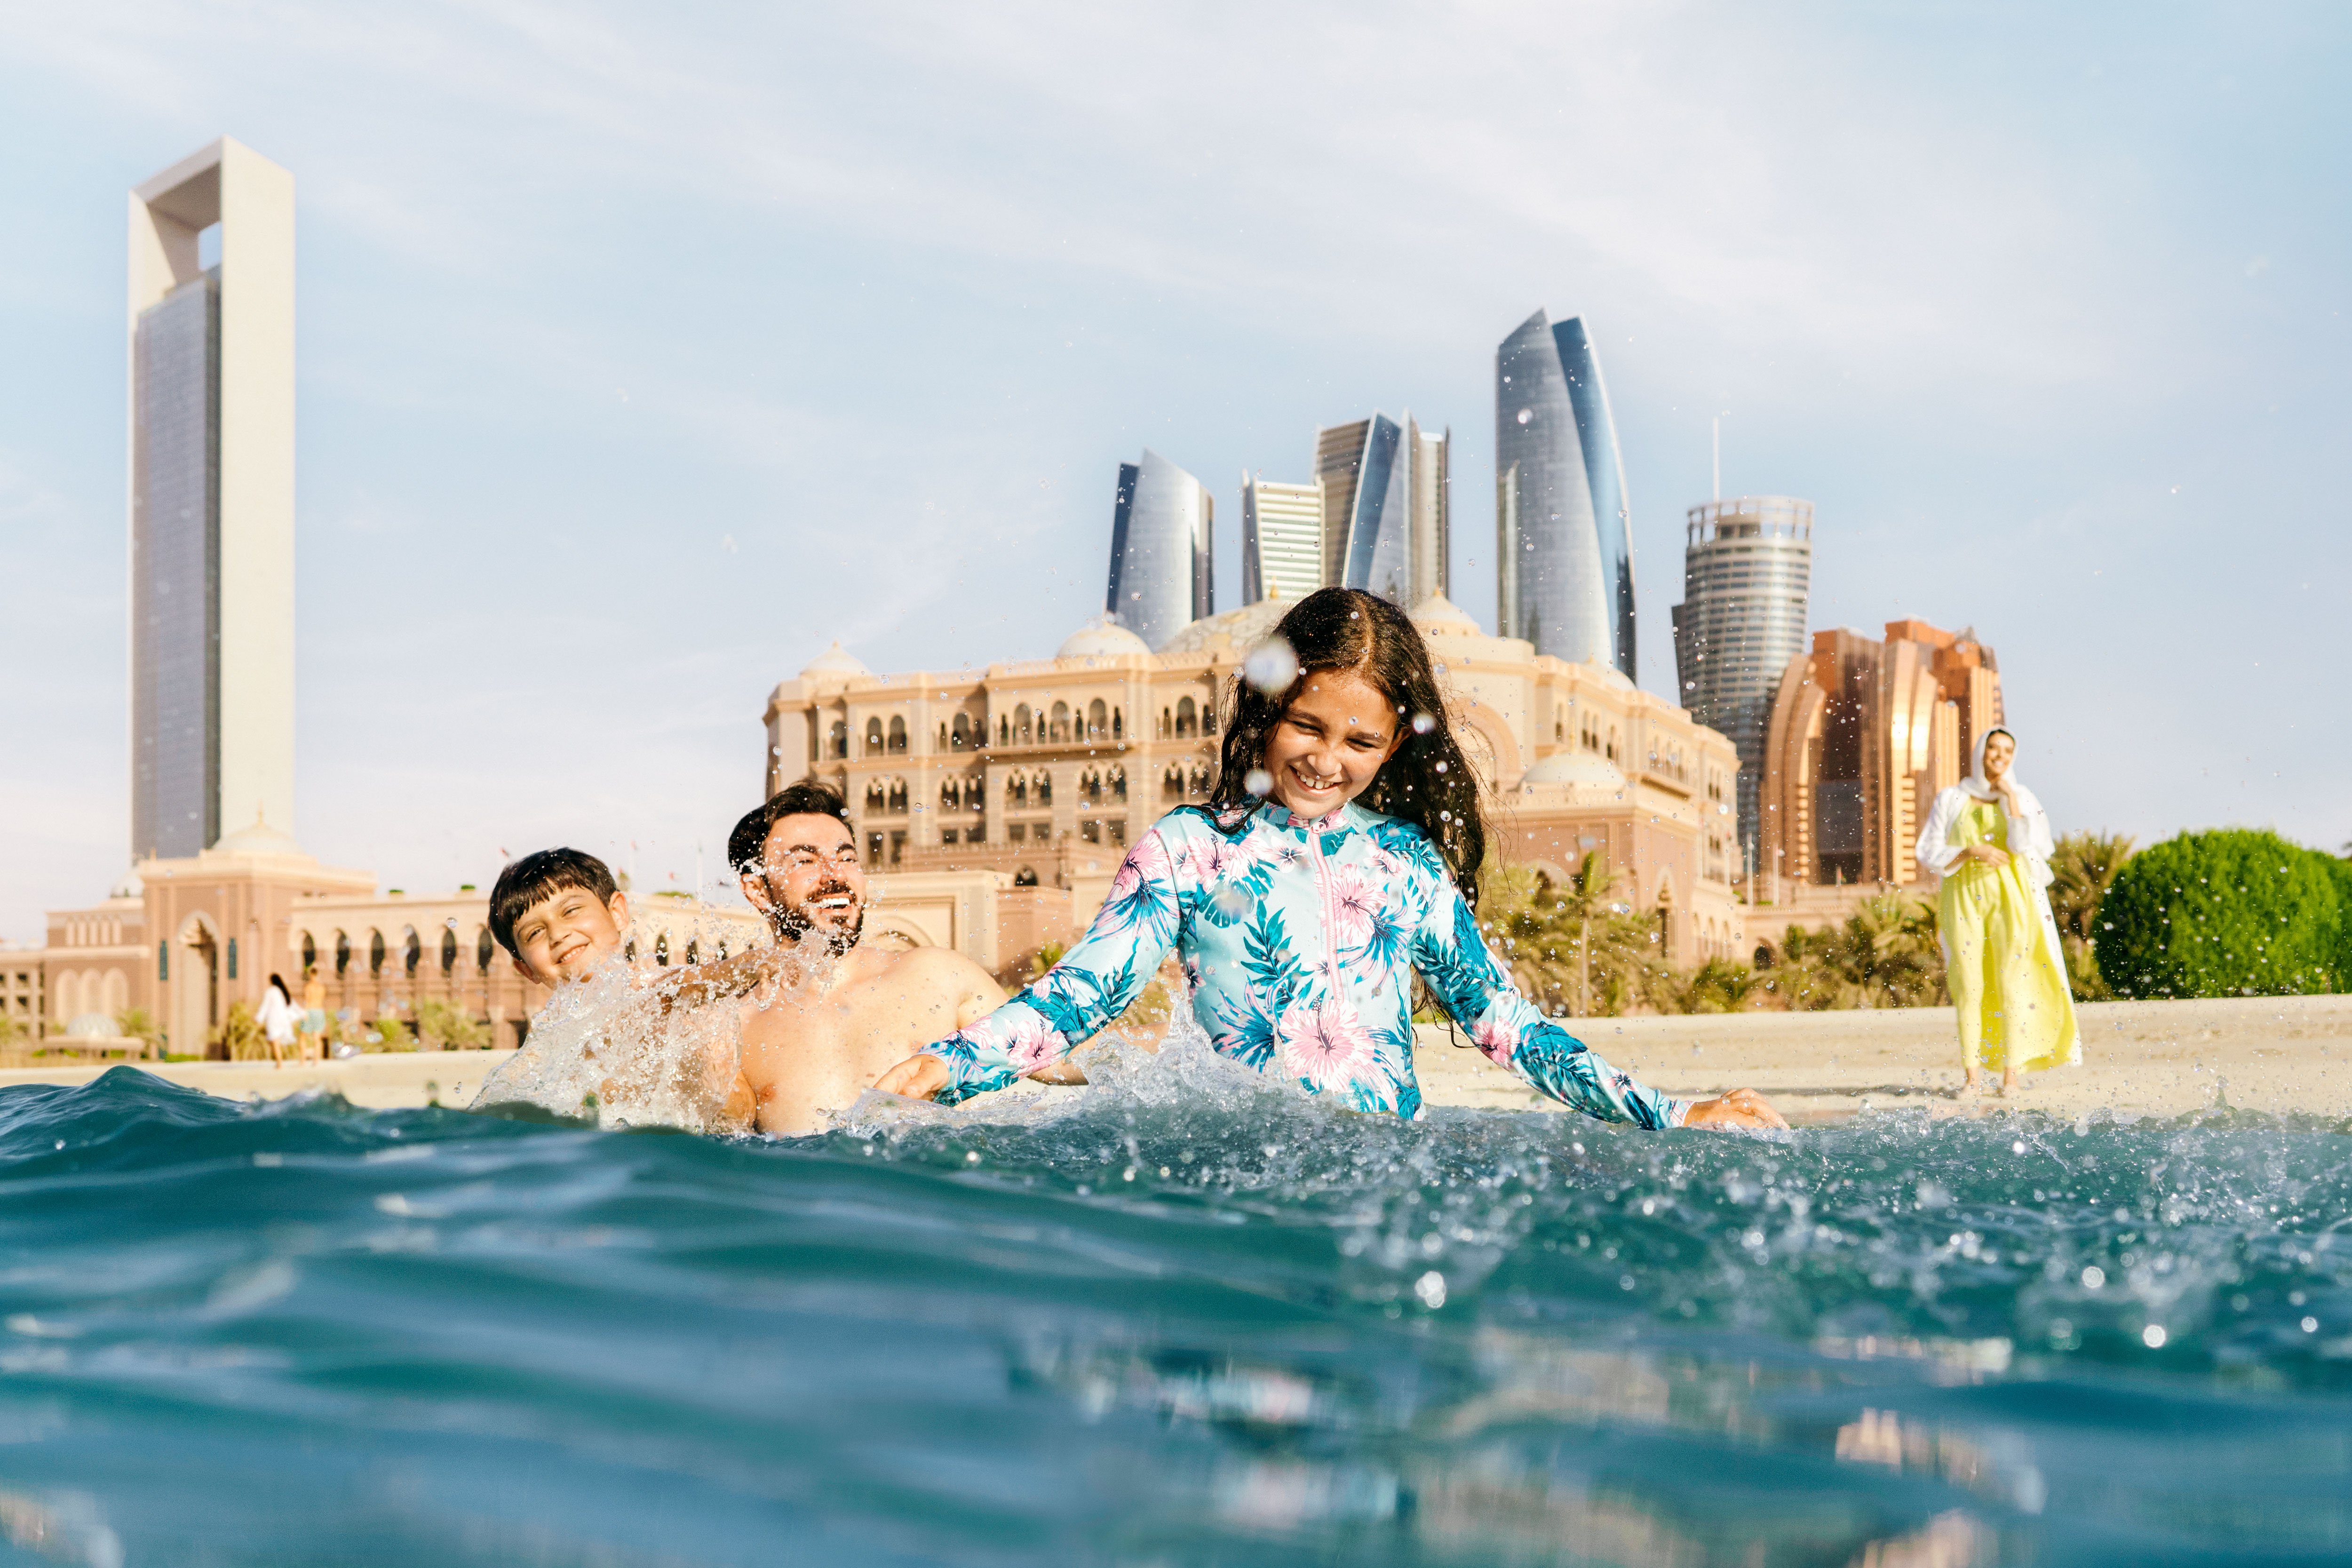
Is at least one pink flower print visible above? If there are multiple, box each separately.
[1276,1001,1376,1092]
[992,1009,1067,1073]
[1176,836,1249,892]
[1111,831,1174,899]
[1324,867,1381,956]
[1470,1014,1521,1068]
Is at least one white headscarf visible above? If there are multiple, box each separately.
[1961,726,2042,815]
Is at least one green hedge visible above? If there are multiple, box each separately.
[2095,829,2344,999]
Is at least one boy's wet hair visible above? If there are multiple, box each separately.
[1212,587,1491,908]
[729,782,852,876]
[488,848,617,960]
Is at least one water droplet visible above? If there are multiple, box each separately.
[2142,1324,2168,1348]
[1414,1271,1446,1309]
[1516,408,1532,424]
[1209,883,1253,920]
[2082,1266,2106,1289]
[1242,637,1298,695]
[1244,768,1274,797]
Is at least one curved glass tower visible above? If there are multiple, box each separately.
[1494,309,1635,678]
[1314,413,1449,608]
[1105,449,1213,649]
[1671,496,1815,857]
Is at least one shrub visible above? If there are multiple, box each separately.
[369,1014,416,1051]
[115,1008,161,1053]
[2095,829,2342,999]
[1769,894,1947,1011]
[415,998,490,1050]
[213,1002,267,1060]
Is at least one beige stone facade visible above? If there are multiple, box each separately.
[28,820,765,1055]
[1757,618,2003,904]
[764,596,1747,973]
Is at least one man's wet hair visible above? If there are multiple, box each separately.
[729,782,852,876]
[488,848,617,960]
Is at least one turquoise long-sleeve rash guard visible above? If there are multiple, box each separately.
[920,800,1688,1127]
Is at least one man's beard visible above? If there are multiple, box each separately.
[767,875,864,955]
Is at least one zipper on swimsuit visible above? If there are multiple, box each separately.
[1305,811,1342,986]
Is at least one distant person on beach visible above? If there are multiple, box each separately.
[878,588,1785,1130]
[1916,728,2081,1097]
[300,970,328,1061]
[257,973,298,1069]
[726,783,1067,1135]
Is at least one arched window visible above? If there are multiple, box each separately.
[1112,708,1123,739]
[716,939,730,962]
[865,781,887,813]
[1035,771,1054,806]
[336,932,351,976]
[1176,696,1197,738]
[998,715,1011,746]
[1014,866,1040,887]
[1010,774,1029,807]
[888,716,908,754]
[300,931,317,975]
[369,931,386,976]
[1015,703,1033,743]
[888,777,909,814]
[941,779,959,812]
[441,928,458,972]
[1081,769,1102,803]
[1607,727,1618,762]
[830,720,848,759]
[1163,764,1184,802]
[1189,765,1211,798]
[865,718,884,755]
[654,932,670,966]
[1050,701,1071,741]
[938,722,949,751]
[1088,699,1107,739]
[969,775,985,809]
[1202,697,1217,735]
[477,929,494,971]
[402,930,421,977]
[1110,766,1128,801]
[685,939,700,965]
[1159,707,1173,738]
[952,713,971,751]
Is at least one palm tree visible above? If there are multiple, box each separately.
[1480,857,1657,1017]
[2049,830,2134,1000]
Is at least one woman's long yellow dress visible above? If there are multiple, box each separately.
[1939,799,2080,1074]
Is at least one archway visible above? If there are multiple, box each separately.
[172,913,221,1059]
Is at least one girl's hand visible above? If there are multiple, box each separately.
[1684,1088,1788,1130]
[1962,843,2010,868]
[874,1053,951,1100]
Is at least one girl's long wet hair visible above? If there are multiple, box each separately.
[1211,587,1491,907]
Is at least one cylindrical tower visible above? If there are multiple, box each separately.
[1670,496,1814,863]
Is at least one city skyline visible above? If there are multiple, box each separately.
[3,6,2346,938]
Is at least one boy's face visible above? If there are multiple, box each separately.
[510,885,630,986]
[741,813,865,949]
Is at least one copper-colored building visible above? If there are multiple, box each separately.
[1757,618,2003,899]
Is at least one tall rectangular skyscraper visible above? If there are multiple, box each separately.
[128,138,296,859]
[1312,414,1448,608]
[1495,309,1636,678]
[1105,449,1214,649]
[1240,476,1324,604]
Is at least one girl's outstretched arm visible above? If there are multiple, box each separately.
[880,826,1188,1103]
[1406,856,1784,1130]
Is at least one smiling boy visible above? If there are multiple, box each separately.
[489,848,632,987]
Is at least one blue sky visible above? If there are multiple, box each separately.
[2,1,2346,939]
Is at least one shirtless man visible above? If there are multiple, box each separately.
[729,782,1016,1134]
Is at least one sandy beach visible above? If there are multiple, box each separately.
[6,993,2349,1122]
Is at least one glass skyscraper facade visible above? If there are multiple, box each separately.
[1671,496,1814,857]
[1105,449,1214,650]
[131,270,222,860]
[1313,414,1449,608]
[1494,309,1636,679]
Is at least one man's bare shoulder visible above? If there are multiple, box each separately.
[878,943,1003,994]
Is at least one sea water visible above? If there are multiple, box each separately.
[0,1029,2347,1565]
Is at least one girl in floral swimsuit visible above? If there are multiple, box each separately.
[878,589,1782,1130]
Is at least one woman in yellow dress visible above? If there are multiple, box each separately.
[1915,728,2080,1096]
